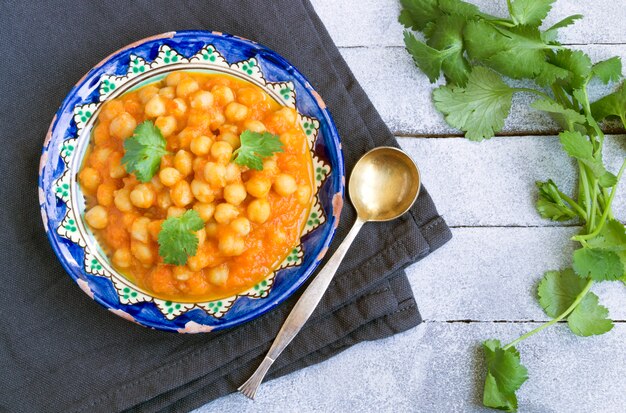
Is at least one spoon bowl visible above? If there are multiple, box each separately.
[349,147,421,221]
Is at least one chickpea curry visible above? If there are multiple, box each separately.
[78,71,314,301]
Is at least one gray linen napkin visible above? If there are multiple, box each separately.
[0,1,451,412]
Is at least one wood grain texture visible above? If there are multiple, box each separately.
[311,0,626,47]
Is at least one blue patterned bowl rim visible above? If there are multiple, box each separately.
[38,30,345,333]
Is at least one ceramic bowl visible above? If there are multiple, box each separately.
[38,31,344,333]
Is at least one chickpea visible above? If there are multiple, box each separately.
[243,119,266,133]
[186,110,211,129]
[147,220,163,241]
[97,183,116,207]
[225,163,241,183]
[204,162,227,188]
[79,167,101,192]
[170,180,193,207]
[131,217,150,243]
[218,130,240,149]
[274,107,297,126]
[190,90,214,110]
[158,86,176,99]
[207,264,229,286]
[237,87,265,106]
[91,147,113,166]
[173,265,193,281]
[187,248,211,272]
[205,221,219,238]
[85,205,108,229]
[131,240,153,265]
[109,112,137,139]
[209,110,226,131]
[191,202,214,223]
[138,85,159,104]
[230,217,251,236]
[165,72,184,87]
[197,228,207,246]
[295,184,312,205]
[247,198,270,223]
[167,206,186,217]
[223,183,247,205]
[158,167,182,187]
[170,98,188,117]
[100,100,125,122]
[130,184,156,209]
[176,77,199,98]
[220,124,238,134]
[218,232,245,256]
[279,130,301,147]
[144,95,167,118]
[177,127,201,149]
[224,102,249,122]
[210,141,233,164]
[155,115,177,137]
[193,157,208,176]
[214,203,239,224]
[114,188,133,212]
[245,176,271,198]
[190,179,215,203]
[211,84,235,105]
[93,123,110,146]
[109,152,126,179]
[156,191,172,210]
[112,248,132,268]
[274,228,287,245]
[174,150,193,176]
[190,135,213,156]
[273,173,297,196]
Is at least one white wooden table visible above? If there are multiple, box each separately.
[198,1,626,411]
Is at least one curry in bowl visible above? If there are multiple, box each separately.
[78,71,314,302]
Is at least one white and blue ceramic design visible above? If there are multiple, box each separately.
[38,31,344,333]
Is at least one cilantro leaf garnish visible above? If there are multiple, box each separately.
[232,130,284,170]
[482,340,528,412]
[121,121,169,182]
[157,210,204,266]
[538,268,588,317]
[433,66,514,141]
[592,57,623,84]
[508,0,555,26]
[572,247,624,281]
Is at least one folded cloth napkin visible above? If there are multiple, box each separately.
[0,0,451,412]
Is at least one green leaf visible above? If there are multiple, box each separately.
[433,66,514,141]
[572,247,624,281]
[425,14,471,86]
[530,98,585,129]
[567,292,614,336]
[592,57,623,84]
[591,82,626,122]
[558,130,614,185]
[398,0,440,30]
[121,121,169,182]
[535,180,577,221]
[232,130,284,170]
[157,210,205,266]
[482,339,528,412]
[508,0,555,26]
[542,14,583,42]
[587,219,626,276]
[404,31,445,83]
[549,49,592,91]
[537,268,588,318]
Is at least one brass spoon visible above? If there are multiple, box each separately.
[238,146,421,399]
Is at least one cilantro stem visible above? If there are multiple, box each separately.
[551,84,571,108]
[578,161,592,219]
[503,279,593,351]
[589,179,598,230]
[573,158,626,241]
[513,87,552,101]
[556,189,586,219]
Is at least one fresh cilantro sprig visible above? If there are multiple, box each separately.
[157,210,204,265]
[121,121,170,182]
[232,130,284,170]
[400,0,626,410]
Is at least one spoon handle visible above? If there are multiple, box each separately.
[238,218,366,399]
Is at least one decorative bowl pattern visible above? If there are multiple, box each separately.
[38,31,344,333]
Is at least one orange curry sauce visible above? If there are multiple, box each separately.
[78,71,314,302]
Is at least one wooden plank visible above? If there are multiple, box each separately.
[338,45,626,136]
[409,227,626,321]
[311,0,626,47]
[399,135,626,227]
[200,323,626,413]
